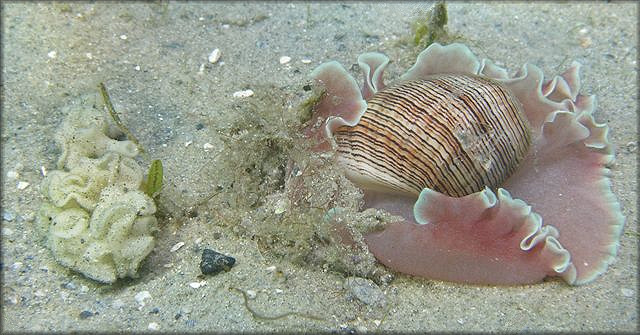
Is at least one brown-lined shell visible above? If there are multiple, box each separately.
[333,74,532,197]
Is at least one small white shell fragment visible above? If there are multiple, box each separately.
[170,242,185,252]
[279,56,291,64]
[246,289,257,299]
[120,34,127,40]
[208,48,221,63]
[40,166,47,177]
[301,58,312,64]
[7,170,19,179]
[265,265,277,272]
[198,63,205,75]
[189,281,206,289]
[47,51,57,59]
[621,288,634,297]
[185,140,193,147]
[134,65,141,71]
[16,181,30,190]
[85,52,93,60]
[135,290,151,306]
[274,198,287,214]
[233,89,254,98]
[274,288,283,294]
[373,320,381,327]
[203,142,214,150]
[148,322,160,331]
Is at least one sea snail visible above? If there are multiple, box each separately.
[305,43,624,285]
[333,74,532,197]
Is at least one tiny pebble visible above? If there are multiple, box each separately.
[274,289,283,294]
[232,89,254,98]
[208,48,221,63]
[279,56,291,64]
[47,50,57,59]
[170,242,185,252]
[22,212,35,222]
[40,166,47,177]
[621,288,634,297]
[85,52,93,59]
[10,262,23,271]
[301,58,312,64]
[79,310,94,319]
[150,307,160,314]
[246,290,257,299]
[112,299,125,310]
[17,181,30,190]
[7,170,19,179]
[200,249,236,275]
[34,290,47,297]
[63,281,77,290]
[3,211,16,221]
[135,291,151,306]
[203,143,214,150]
[457,319,464,325]
[578,36,592,48]
[265,265,277,272]
[185,141,193,147]
[135,65,141,71]
[148,322,160,331]
[120,34,127,40]
[343,277,386,308]
[373,319,381,327]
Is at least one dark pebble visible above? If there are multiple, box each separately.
[200,249,235,275]
[195,123,204,130]
[79,310,94,319]
[302,84,311,91]
[149,307,160,314]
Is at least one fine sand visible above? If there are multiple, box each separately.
[2,2,637,332]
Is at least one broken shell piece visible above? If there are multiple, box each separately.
[233,89,254,98]
[279,56,291,64]
[208,48,221,63]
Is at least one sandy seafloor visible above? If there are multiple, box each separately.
[1,2,638,333]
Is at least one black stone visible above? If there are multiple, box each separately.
[200,249,235,275]
[79,310,94,319]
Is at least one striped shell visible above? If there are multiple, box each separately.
[333,74,532,197]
